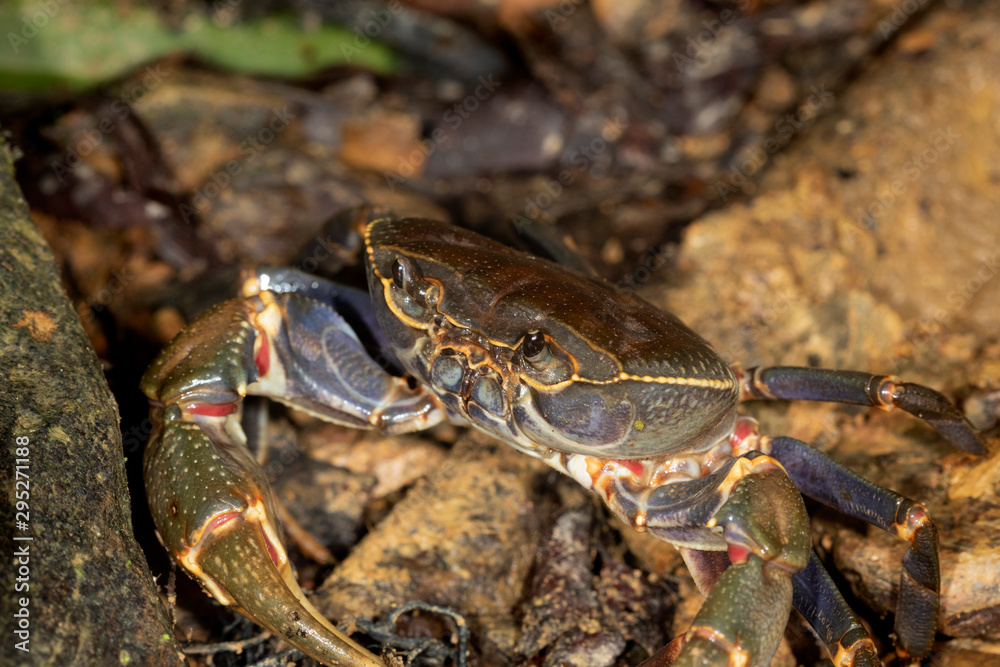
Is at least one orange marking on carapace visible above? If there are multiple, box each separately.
[583,457,602,484]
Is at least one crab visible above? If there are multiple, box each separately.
[141,206,986,667]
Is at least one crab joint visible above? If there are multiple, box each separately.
[895,501,932,541]
[867,374,903,412]
[830,627,878,667]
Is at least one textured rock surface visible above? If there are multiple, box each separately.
[317,433,546,662]
[630,1,1000,657]
[0,141,183,665]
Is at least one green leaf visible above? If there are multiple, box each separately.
[183,14,395,78]
[0,0,394,93]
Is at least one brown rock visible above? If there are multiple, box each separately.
[317,433,546,659]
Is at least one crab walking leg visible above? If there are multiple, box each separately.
[792,553,880,667]
[736,366,985,454]
[765,436,941,659]
[142,294,448,667]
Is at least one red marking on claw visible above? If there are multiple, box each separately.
[203,511,241,538]
[187,403,238,417]
[728,543,750,564]
[255,329,270,377]
[260,525,281,567]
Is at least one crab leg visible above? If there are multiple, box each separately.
[766,435,941,659]
[142,293,448,666]
[736,366,985,454]
[792,553,879,666]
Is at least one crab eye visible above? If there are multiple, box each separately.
[522,332,548,361]
[391,259,407,289]
[389,257,437,314]
[392,257,426,292]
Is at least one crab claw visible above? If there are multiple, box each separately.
[143,411,384,667]
[189,493,383,667]
[140,296,401,666]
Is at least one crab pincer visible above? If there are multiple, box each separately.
[142,291,446,666]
